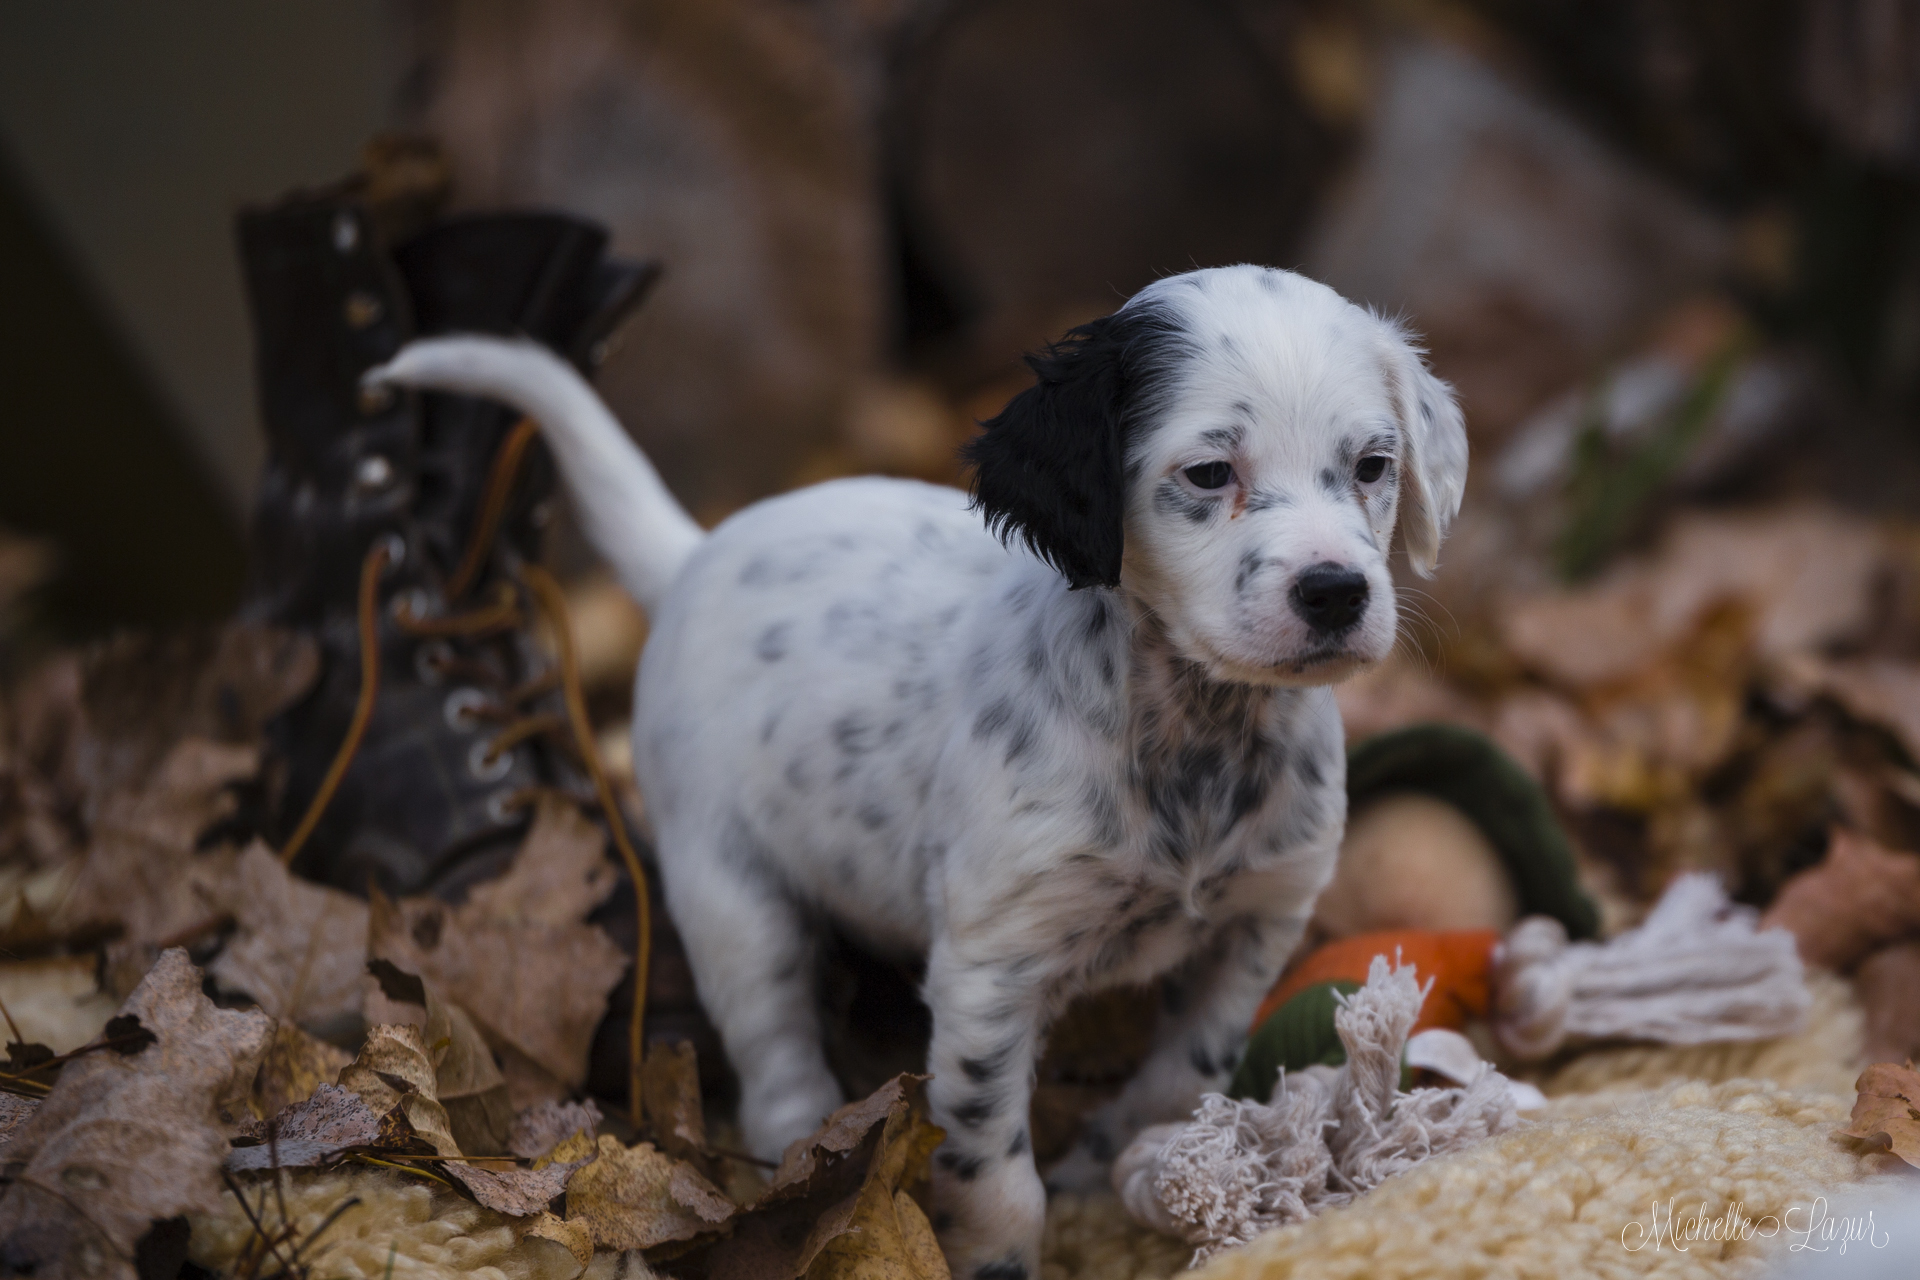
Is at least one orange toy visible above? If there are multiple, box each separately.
[1251,928,1502,1035]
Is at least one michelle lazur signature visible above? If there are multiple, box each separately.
[1621,1197,1891,1255]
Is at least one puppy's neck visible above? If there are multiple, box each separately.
[1117,600,1273,755]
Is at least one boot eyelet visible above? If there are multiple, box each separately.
[416,640,454,685]
[375,533,406,573]
[390,587,433,625]
[486,789,527,824]
[355,454,394,491]
[468,738,514,783]
[444,687,489,731]
[344,291,385,329]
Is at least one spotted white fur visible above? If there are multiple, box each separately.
[367,264,1468,1279]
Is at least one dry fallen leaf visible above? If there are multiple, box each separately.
[446,1155,580,1218]
[336,1021,460,1157]
[643,1039,710,1168]
[0,1095,37,1153]
[1762,828,1920,972]
[363,959,514,1156]
[227,1082,386,1172]
[1840,1061,1920,1167]
[510,1097,602,1161]
[369,798,627,1092]
[565,1134,736,1250]
[73,625,317,803]
[525,1209,596,1269]
[250,1020,354,1120]
[210,840,369,1029]
[0,948,271,1278]
[52,736,253,946]
[684,1075,949,1280]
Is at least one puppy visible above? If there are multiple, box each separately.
[368,264,1468,1278]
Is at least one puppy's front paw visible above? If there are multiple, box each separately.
[934,1156,1044,1280]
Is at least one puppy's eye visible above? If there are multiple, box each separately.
[1183,462,1233,490]
[1355,455,1390,484]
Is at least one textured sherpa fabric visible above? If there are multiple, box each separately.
[188,1169,591,1280]
[1183,1079,1904,1280]
[187,975,1876,1279]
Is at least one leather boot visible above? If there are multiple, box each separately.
[236,184,656,900]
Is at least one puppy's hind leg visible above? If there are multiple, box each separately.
[657,821,844,1161]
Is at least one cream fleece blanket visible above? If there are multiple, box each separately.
[189,976,1899,1280]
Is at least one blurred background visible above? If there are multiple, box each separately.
[6,0,1920,921]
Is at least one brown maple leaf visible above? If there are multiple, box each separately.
[368,798,626,1095]
[0,949,271,1278]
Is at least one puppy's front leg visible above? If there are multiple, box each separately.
[1048,910,1309,1192]
[923,935,1050,1280]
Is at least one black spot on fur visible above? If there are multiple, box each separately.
[1153,478,1214,526]
[975,1261,1027,1280]
[1006,1129,1029,1157]
[832,714,874,755]
[933,1212,954,1233]
[963,303,1184,589]
[952,1095,998,1127]
[961,1041,1019,1083]
[1081,1128,1116,1161]
[1297,751,1326,788]
[1190,1043,1220,1077]
[1235,551,1262,595]
[1004,718,1036,764]
[1319,467,1340,493]
[857,804,890,832]
[973,699,1015,741]
[739,556,774,586]
[1244,487,1290,512]
[755,622,791,662]
[785,758,809,791]
[938,1148,987,1181]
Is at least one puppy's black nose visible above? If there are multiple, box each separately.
[1289,564,1369,634]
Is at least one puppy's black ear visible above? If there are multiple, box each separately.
[963,306,1176,589]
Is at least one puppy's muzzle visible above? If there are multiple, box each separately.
[1289,563,1370,634]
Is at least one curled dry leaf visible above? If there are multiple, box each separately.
[0,949,271,1278]
[363,959,514,1156]
[209,840,369,1029]
[1840,1061,1920,1168]
[336,1022,459,1157]
[565,1135,736,1251]
[525,1210,596,1269]
[369,798,627,1093]
[683,1075,949,1280]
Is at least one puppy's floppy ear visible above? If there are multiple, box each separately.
[963,305,1175,589]
[1382,325,1469,577]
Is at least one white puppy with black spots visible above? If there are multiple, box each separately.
[368,264,1468,1279]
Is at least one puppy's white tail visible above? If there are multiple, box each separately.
[365,336,703,612]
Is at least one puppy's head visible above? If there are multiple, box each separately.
[966,265,1467,687]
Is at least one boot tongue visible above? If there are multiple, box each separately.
[391,213,656,360]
